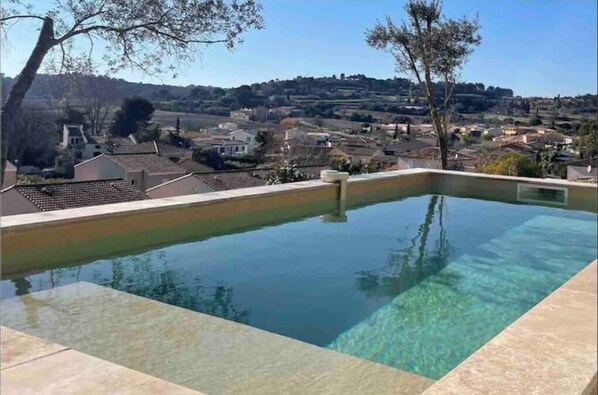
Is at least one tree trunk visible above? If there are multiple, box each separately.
[420,70,448,170]
[1,17,55,184]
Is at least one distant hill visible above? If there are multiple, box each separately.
[1,74,199,105]
[2,73,595,125]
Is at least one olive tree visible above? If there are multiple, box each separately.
[366,0,480,169]
[1,0,264,181]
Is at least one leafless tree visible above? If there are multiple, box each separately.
[5,105,58,168]
[1,0,264,181]
[366,0,480,169]
[74,71,118,135]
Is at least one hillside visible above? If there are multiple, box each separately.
[2,73,595,129]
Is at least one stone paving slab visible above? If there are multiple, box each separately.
[1,326,202,395]
[1,326,68,369]
[1,282,434,395]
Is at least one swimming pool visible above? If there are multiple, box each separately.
[2,194,596,379]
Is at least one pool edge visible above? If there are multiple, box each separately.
[423,259,598,395]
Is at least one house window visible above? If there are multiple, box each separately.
[246,137,251,142]
[219,147,225,154]
[131,180,136,186]
[95,145,101,149]
[235,146,239,152]
[242,146,246,151]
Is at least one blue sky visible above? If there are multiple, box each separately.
[2,0,596,96]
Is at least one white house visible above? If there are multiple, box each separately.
[230,109,252,121]
[74,153,187,191]
[192,138,249,156]
[328,145,386,165]
[1,161,17,190]
[229,130,257,153]
[483,128,504,138]
[218,122,239,131]
[285,128,308,142]
[307,132,330,145]
[62,124,108,161]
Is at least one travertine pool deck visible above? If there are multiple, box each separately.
[1,282,434,395]
[424,260,597,394]
[1,326,202,394]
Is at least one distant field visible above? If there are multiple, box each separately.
[153,110,272,131]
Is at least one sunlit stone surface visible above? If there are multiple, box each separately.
[1,282,434,395]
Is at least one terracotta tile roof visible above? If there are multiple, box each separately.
[193,165,328,192]
[192,138,247,147]
[194,170,270,191]
[542,132,568,143]
[13,179,148,212]
[384,140,434,154]
[177,158,214,173]
[398,147,441,159]
[109,141,157,154]
[332,145,380,157]
[156,141,186,158]
[107,153,186,174]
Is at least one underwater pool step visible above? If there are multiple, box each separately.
[328,215,597,379]
[1,282,434,395]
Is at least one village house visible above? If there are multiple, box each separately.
[192,138,249,156]
[62,124,109,161]
[393,147,478,171]
[541,131,571,148]
[337,134,378,148]
[383,139,435,156]
[218,122,239,131]
[74,153,187,191]
[1,179,148,216]
[483,128,504,138]
[307,132,330,145]
[286,145,334,165]
[229,129,257,153]
[147,165,328,199]
[503,127,535,136]
[270,106,304,118]
[285,128,309,143]
[329,144,386,165]
[230,109,253,121]
[369,155,399,170]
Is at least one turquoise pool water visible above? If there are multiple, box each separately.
[2,195,596,379]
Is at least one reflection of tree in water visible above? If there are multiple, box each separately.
[101,251,250,324]
[12,277,32,296]
[8,249,249,325]
[356,195,455,298]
